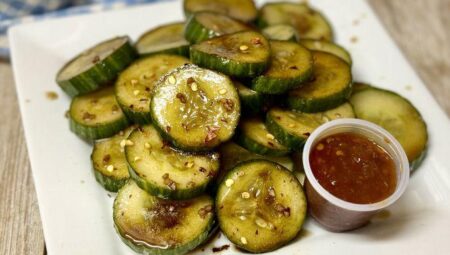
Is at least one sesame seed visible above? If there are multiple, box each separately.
[168,75,176,84]
[239,215,247,221]
[236,171,245,177]
[125,140,134,146]
[240,237,247,244]
[106,165,114,172]
[131,79,138,85]
[266,133,275,140]
[185,161,194,168]
[288,124,295,128]
[225,179,234,187]
[219,89,227,95]
[191,82,198,91]
[255,217,268,228]
[134,156,141,162]
[133,90,140,96]
[239,45,249,51]
[241,192,250,199]
[144,142,151,149]
[120,139,126,148]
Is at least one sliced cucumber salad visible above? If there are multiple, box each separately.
[69,86,129,141]
[114,181,215,255]
[91,125,136,192]
[150,64,240,151]
[216,160,307,253]
[126,125,220,200]
[56,0,429,253]
[288,51,352,112]
[185,11,248,44]
[258,2,333,41]
[136,22,190,57]
[190,30,271,78]
[56,36,136,97]
[115,54,190,124]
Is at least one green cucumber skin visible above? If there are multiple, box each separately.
[251,68,313,95]
[139,45,190,58]
[69,115,129,141]
[127,164,213,200]
[184,14,216,44]
[265,113,306,151]
[117,102,152,125]
[240,92,266,115]
[288,83,353,113]
[190,47,269,78]
[92,167,128,192]
[236,131,290,157]
[113,186,216,255]
[57,40,137,97]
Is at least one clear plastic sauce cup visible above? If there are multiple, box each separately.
[302,119,410,232]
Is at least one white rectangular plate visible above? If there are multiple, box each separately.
[9,0,450,254]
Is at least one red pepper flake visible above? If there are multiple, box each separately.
[187,77,195,84]
[199,167,207,173]
[176,93,187,103]
[92,55,100,64]
[103,154,111,164]
[289,65,298,70]
[251,37,262,45]
[45,91,58,100]
[212,244,230,253]
[220,117,228,123]
[161,140,170,150]
[145,86,151,92]
[205,126,220,143]
[268,141,274,147]
[219,98,234,112]
[181,123,189,131]
[198,204,213,219]
[82,112,96,121]
[166,126,171,132]
[303,132,311,137]
[274,203,291,217]
[162,173,177,190]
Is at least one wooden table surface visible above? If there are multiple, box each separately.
[0,0,448,254]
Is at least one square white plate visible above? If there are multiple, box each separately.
[9,0,450,254]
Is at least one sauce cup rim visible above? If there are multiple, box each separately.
[302,118,410,212]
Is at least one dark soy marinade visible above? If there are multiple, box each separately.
[310,132,397,204]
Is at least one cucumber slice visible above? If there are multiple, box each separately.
[299,39,352,65]
[150,65,240,151]
[349,87,428,169]
[184,11,249,44]
[183,0,257,23]
[235,81,267,115]
[69,86,129,141]
[251,40,313,94]
[56,36,137,97]
[216,160,306,253]
[288,51,352,112]
[258,2,333,41]
[136,22,190,57]
[190,31,270,78]
[114,181,215,255]
[236,117,290,156]
[115,54,190,124]
[125,125,220,200]
[91,125,136,192]
[262,24,298,42]
[266,103,355,151]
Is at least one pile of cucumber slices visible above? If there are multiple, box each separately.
[55,0,428,254]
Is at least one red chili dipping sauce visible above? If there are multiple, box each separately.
[310,132,397,204]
